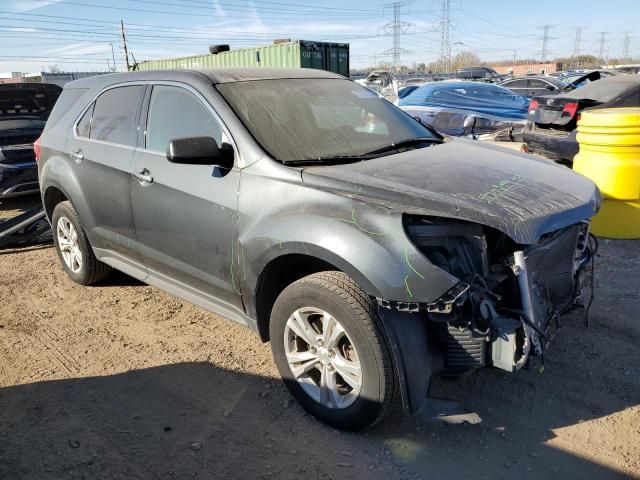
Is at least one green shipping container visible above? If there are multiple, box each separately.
[135,40,350,77]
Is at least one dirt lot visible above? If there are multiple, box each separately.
[1,195,639,480]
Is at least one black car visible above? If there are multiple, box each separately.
[498,76,568,97]
[456,66,503,83]
[0,83,61,198]
[524,75,640,163]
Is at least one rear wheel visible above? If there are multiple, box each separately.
[270,271,397,430]
[52,201,111,285]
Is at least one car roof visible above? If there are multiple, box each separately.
[65,67,343,89]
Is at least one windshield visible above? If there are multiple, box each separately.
[216,78,438,163]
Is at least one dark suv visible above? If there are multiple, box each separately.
[38,69,599,430]
[1,83,61,198]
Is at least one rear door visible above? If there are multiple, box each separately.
[528,78,555,97]
[70,84,145,261]
[130,83,242,310]
[501,79,528,96]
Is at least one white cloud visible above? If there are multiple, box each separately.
[4,0,63,13]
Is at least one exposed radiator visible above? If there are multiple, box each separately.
[523,224,581,316]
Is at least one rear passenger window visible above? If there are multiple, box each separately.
[90,86,144,146]
[529,79,549,88]
[146,85,222,154]
[505,79,527,88]
[76,103,93,138]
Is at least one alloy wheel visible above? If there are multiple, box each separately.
[284,307,362,409]
[56,216,83,273]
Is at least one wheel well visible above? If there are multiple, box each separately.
[255,254,339,342]
[43,186,68,221]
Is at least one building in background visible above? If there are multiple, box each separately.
[0,71,109,86]
[490,63,561,76]
[0,72,26,84]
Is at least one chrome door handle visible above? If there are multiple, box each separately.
[70,150,84,162]
[133,168,153,184]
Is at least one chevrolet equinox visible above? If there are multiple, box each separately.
[38,69,600,430]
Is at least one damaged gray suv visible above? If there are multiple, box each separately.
[38,69,600,430]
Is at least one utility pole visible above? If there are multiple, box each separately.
[622,31,631,60]
[537,25,556,63]
[110,42,117,72]
[438,0,451,73]
[379,1,414,73]
[598,32,608,64]
[120,19,131,71]
[572,26,583,67]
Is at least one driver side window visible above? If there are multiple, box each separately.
[146,85,223,154]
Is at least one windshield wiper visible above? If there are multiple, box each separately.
[282,155,370,166]
[361,137,442,156]
[281,137,442,166]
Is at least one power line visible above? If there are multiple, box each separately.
[379,1,414,71]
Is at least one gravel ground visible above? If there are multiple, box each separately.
[1,195,639,480]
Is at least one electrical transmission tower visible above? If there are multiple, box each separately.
[572,26,584,67]
[598,32,608,63]
[622,31,631,60]
[537,25,556,63]
[438,0,451,72]
[379,1,414,72]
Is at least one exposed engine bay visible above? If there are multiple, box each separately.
[381,216,596,376]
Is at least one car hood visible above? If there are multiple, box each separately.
[301,138,600,244]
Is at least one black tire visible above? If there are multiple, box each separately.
[270,271,397,430]
[51,201,111,285]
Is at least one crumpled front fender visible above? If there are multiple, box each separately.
[236,162,460,314]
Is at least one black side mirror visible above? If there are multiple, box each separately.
[167,136,234,169]
[546,85,555,91]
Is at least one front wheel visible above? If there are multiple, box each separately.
[270,272,397,430]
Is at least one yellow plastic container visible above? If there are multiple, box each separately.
[573,108,640,239]
[589,199,640,239]
[574,108,640,201]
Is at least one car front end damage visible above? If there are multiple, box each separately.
[379,216,596,377]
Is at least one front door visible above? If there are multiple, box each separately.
[130,84,242,310]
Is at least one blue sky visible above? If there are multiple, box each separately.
[1,0,639,73]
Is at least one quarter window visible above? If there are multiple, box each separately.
[146,85,222,154]
[529,79,551,89]
[90,86,144,146]
[76,102,93,138]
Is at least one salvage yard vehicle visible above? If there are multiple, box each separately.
[398,81,530,138]
[498,75,568,98]
[38,68,599,430]
[0,83,61,198]
[524,75,640,163]
[455,66,503,83]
